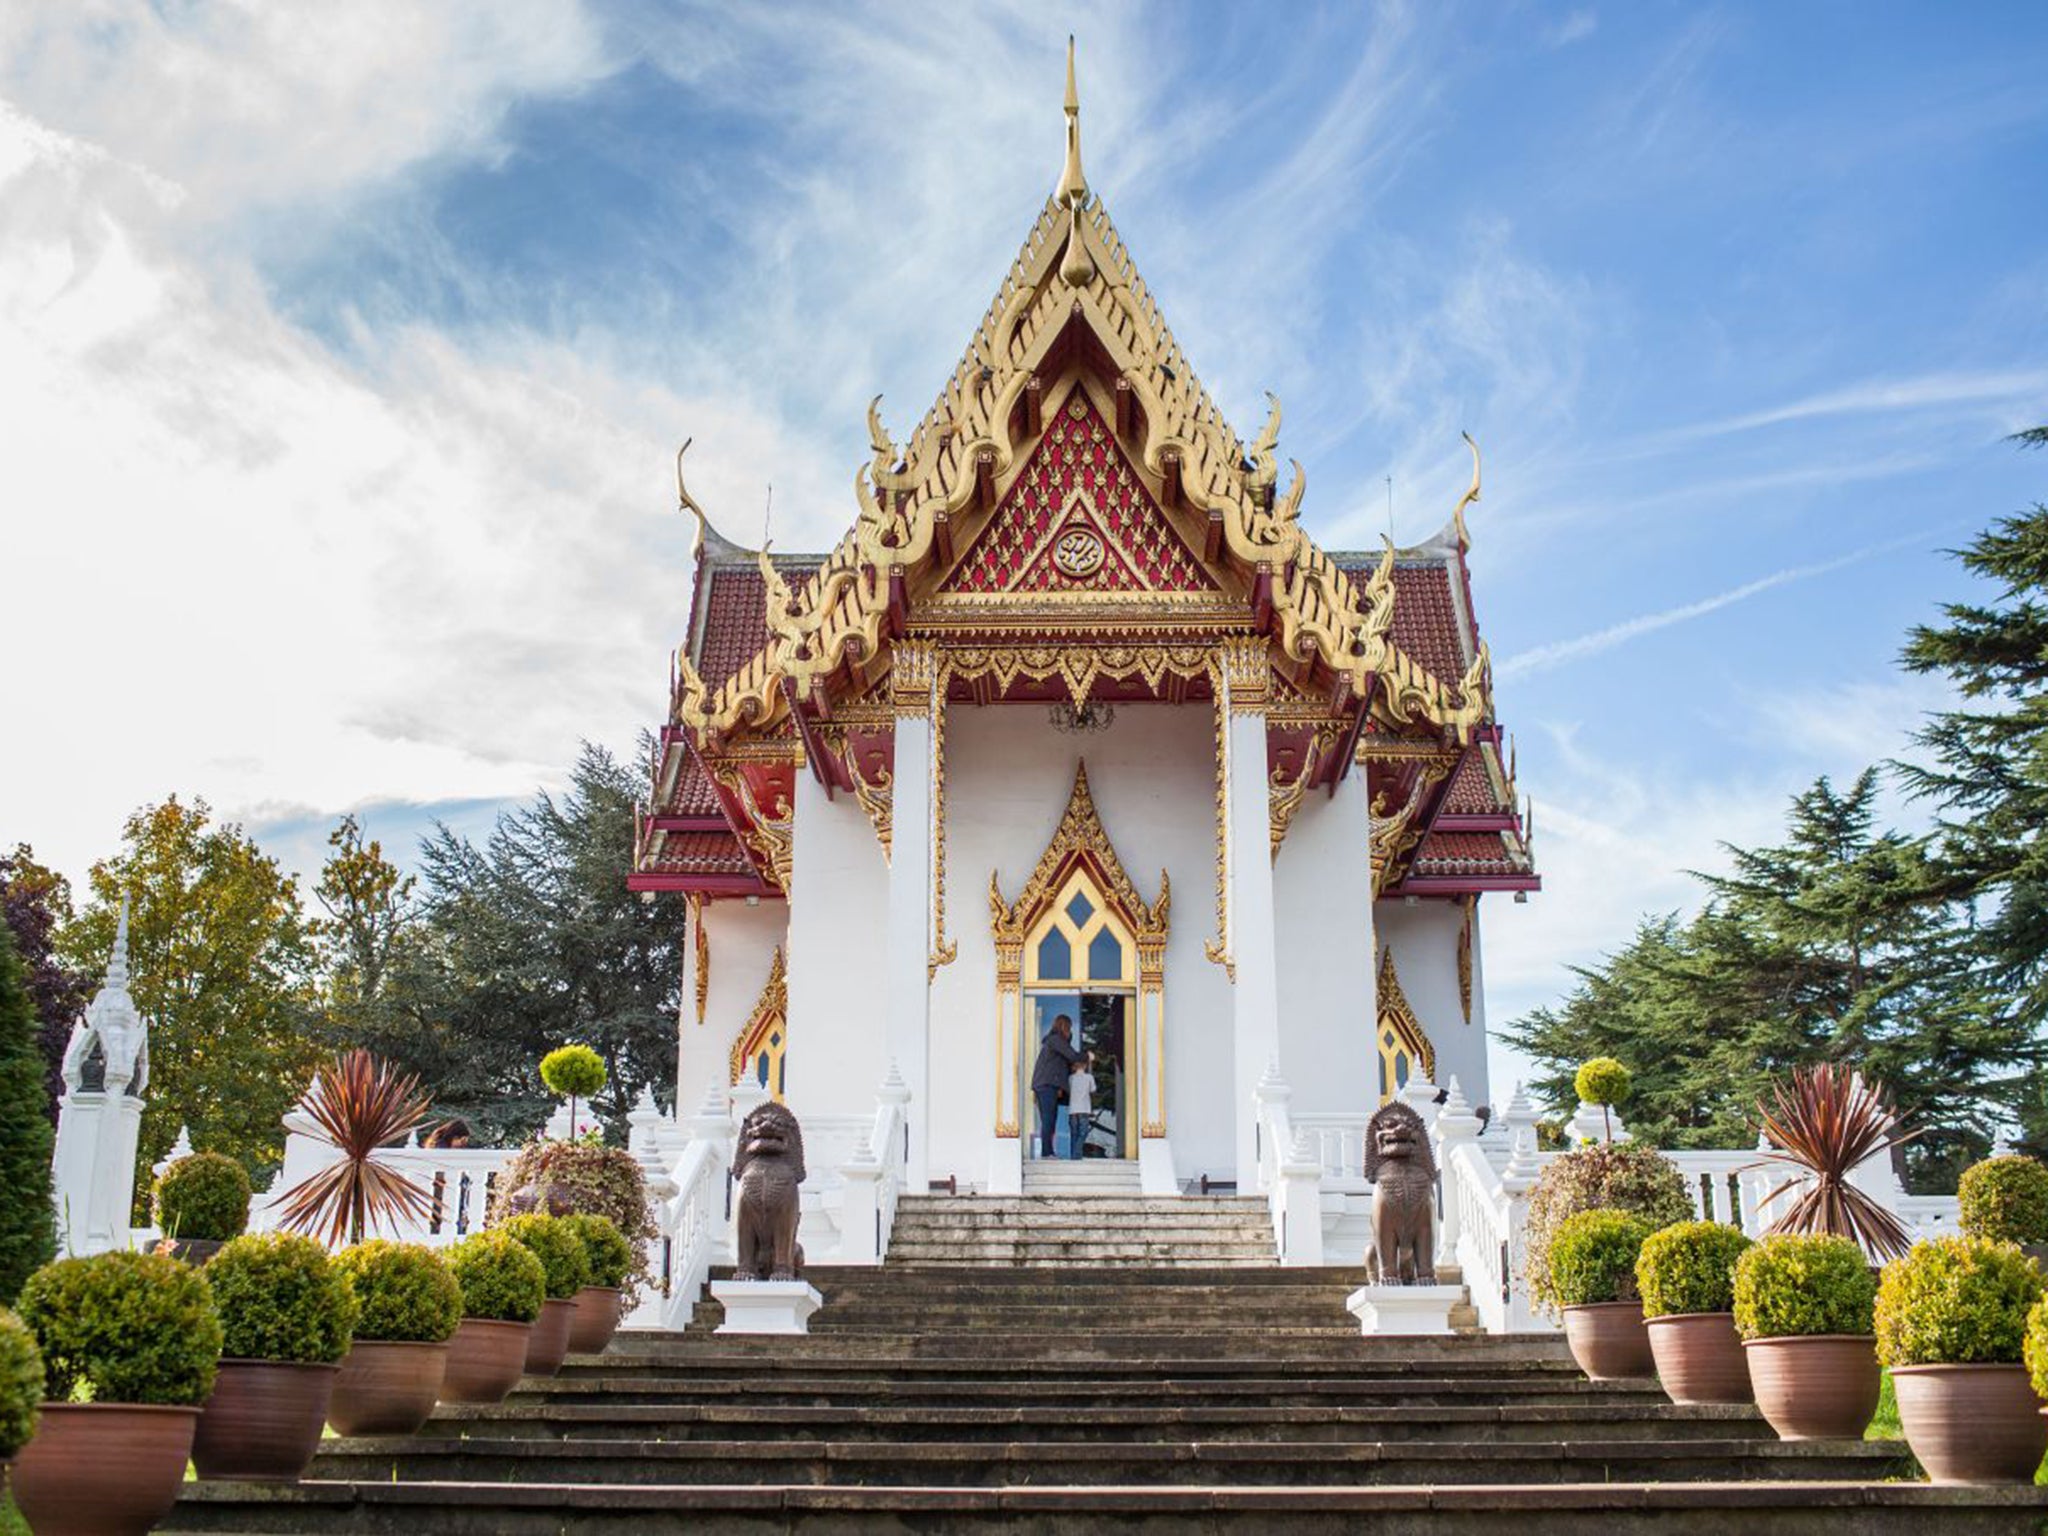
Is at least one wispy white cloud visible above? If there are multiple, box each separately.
[1549,10,1598,48]
[1668,369,2048,442]
[1497,534,1926,680]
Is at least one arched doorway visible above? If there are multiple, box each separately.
[991,763,1170,1160]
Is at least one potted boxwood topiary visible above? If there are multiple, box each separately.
[1732,1233,1879,1440]
[1550,1209,1657,1380]
[2026,1295,2048,1434]
[1958,1154,2048,1263]
[1635,1220,1754,1405]
[152,1150,253,1264]
[1874,1235,2048,1483]
[192,1233,359,1481]
[442,1231,547,1404]
[328,1240,462,1436]
[499,1213,592,1376]
[12,1250,222,1535]
[0,1309,43,1470]
[562,1213,633,1355]
[1524,1142,1693,1317]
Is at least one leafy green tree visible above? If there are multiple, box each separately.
[367,743,679,1142]
[1899,425,2048,1151]
[0,846,92,1120]
[0,926,56,1298]
[60,797,319,1187]
[312,816,415,1010]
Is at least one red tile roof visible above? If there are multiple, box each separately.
[1410,829,1531,877]
[1329,553,1471,693]
[1443,742,1513,816]
[640,830,754,878]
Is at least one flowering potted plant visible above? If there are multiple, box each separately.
[1635,1219,1753,1405]
[499,1214,592,1376]
[328,1240,462,1436]
[1732,1233,1879,1440]
[1874,1236,2048,1483]
[562,1213,633,1354]
[489,1134,657,1310]
[12,1250,222,1535]
[442,1231,547,1404]
[1958,1154,2048,1262]
[1549,1209,1657,1380]
[192,1233,359,1481]
[0,1309,42,1470]
[1523,1142,1692,1316]
[152,1150,252,1264]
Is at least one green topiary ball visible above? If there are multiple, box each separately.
[2025,1295,2048,1402]
[0,1310,43,1457]
[1635,1220,1752,1318]
[334,1240,462,1344]
[1523,1143,1693,1315]
[1874,1235,2047,1367]
[152,1152,253,1243]
[1574,1057,1633,1108]
[539,1045,607,1101]
[1957,1155,2048,1246]
[1548,1209,1655,1307]
[498,1214,593,1301]
[446,1232,546,1324]
[560,1214,633,1290]
[205,1233,358,1365]
[1732,1234,1877,1341]
[17,1250,222,1405]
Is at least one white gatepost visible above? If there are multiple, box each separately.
[1499,1084,1544,1332]
[1434,1077,1481,1259]
[884,647,936,1194]
[1222,645,1281,1189]
[1278,1129,1326,1266]
[50,904,151,1256]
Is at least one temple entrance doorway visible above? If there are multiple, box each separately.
[1022,868,1137,1160]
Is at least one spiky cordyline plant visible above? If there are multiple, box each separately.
[1745,1063,1916,1262]
[276,1050,434,1247]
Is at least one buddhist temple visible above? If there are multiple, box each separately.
[629,44,1537,1199]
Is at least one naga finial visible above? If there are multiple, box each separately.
[676,438,710,560]
[1452,431,1481,548]
[1057,36,1087,210]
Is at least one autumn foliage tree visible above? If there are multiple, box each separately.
[0,846,91,1121]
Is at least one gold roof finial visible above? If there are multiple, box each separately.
[676,438,709,560]
[1057,36,1087,209]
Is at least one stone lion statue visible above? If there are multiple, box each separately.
[732,1101,806,1282]
[1362,1099,1437,1285]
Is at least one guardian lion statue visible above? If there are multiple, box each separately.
[732,1101,806,1282]
[1362,1100,1438,1285]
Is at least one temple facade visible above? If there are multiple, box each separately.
[629,52,1536,1201]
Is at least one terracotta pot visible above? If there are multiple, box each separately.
[523,1297,576,1376]
[1645,1311,1754,1404]
[162,1236,225,1266]
[193,1358,339,1481]
[1562,1301,1655,1380]
[1743,1334,1880,1440]
[12,1401,200,1535]
[566,1286,624,1354]
[442,1318,532,1404]
[1890,1363,2048,1484]
[327,1340,448,1436]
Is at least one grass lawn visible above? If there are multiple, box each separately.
[1868,1367,2048,1485]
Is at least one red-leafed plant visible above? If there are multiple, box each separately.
[1747,1063,1916,1262]
[276,1050,434,1247]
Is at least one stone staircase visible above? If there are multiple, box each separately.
[886,1190,1275,1266]
[167,1231,2048,1531]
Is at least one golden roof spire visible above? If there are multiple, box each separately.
[1057,36,1087,209]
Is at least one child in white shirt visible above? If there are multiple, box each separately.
[1067,1053,1097,1159]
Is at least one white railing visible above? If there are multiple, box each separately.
[1290,1112,1374,1193]
[655,1085,735,1329]
[838,1062,912,1265]
[245,1122,516,1249]
[1252,1063,1325,1265]
[1439,1080,1544,1334]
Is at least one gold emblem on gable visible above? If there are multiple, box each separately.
[1052,526,1105,580]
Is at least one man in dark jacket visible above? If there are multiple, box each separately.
[1031,1015,1083,1158]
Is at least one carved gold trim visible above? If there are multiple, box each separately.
[990,763,1170,943]
[1203,653,1233,977]
[1375,944,1435,1098]
[690,894,709,1028]
[929,672,957,979]
[713,766,795,894]
[728,946,789,1099]
[1457,895,1475,1025]
[943,643,1217,708]
[1269,768,1309,862]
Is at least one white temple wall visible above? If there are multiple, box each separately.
[928,704,1235,1188]
[1272,773,1377,1116]
[677,898,787,1116]
[1373,897,1491,1111]
[785,770,892,1127]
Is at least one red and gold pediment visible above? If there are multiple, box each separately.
[943,388,1218,600]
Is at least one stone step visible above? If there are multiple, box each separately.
[792,1264,1380,1286]
[161,1480,2048,1534]
[304,1434,1908,1488]
[518,1375,1672,1408]
[420,1399,1775,1445]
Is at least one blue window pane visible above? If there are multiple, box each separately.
[1036,927,1072,979]
[1394,1053,1410,1089]
[1087,928,1125,981]
[756,1054,770,1087]
[1064,890,1095,927]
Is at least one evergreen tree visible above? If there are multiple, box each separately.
[0,846,92,1122]
[0,926,56,1298]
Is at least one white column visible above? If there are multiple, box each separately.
[1225,683,1281,1189]
[885,659,936,1193]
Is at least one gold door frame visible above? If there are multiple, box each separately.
[990,762,1170,1145]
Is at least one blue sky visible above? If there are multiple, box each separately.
[2,2,2045,1091]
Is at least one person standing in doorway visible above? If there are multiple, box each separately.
[1067,1051,1097,1159]
[1032,1015,1083,1159]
